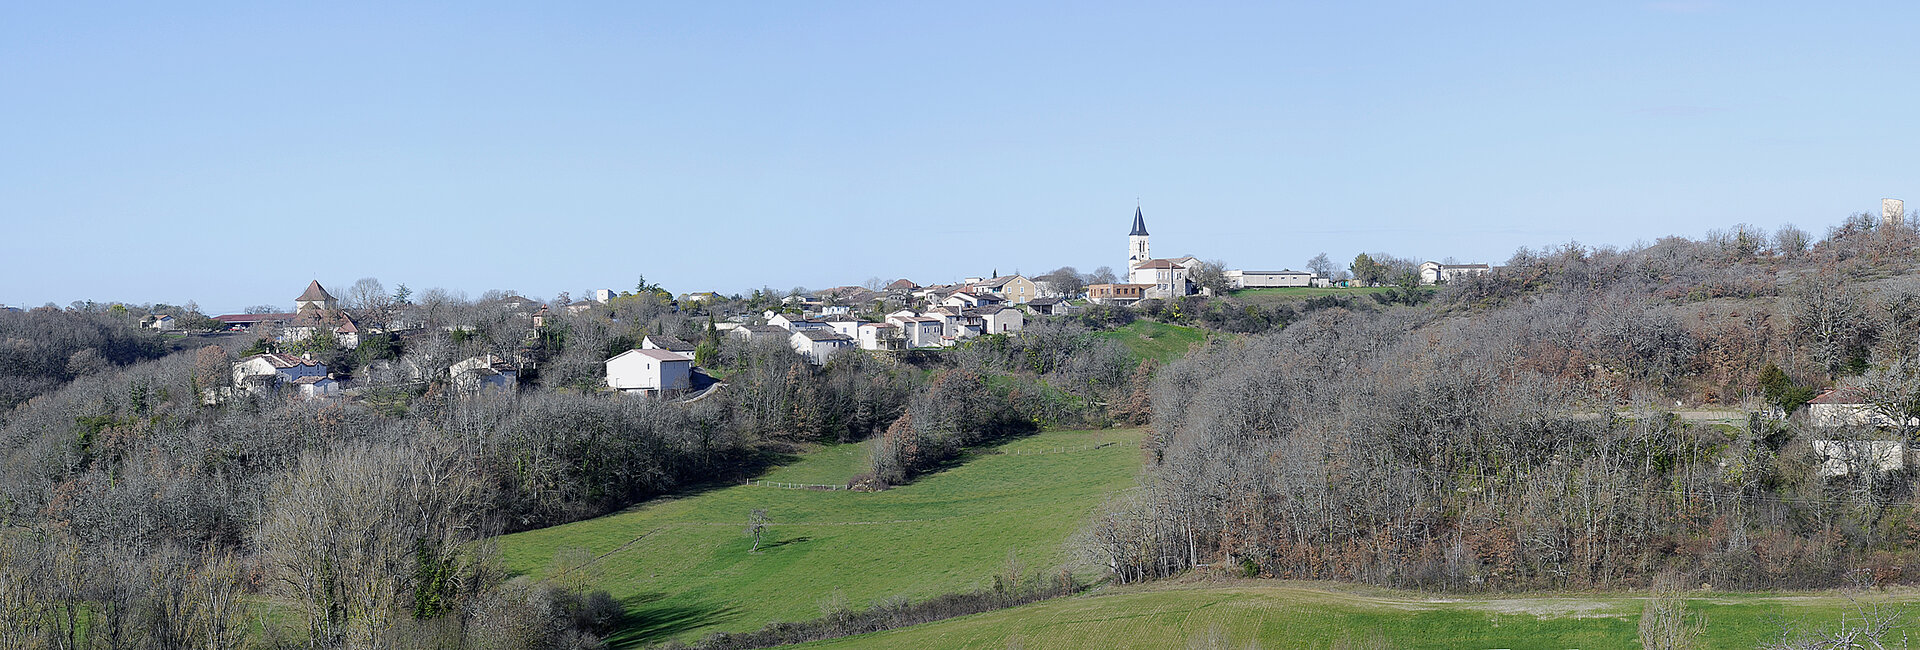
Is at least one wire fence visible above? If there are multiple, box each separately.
[994,441,1117,456]
[744,479,847,490]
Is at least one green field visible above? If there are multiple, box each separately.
[495,428,1146,646]
[797,580,1920,649]
[1096,320,1209,363]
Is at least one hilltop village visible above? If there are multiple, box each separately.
[66,208,1498,402]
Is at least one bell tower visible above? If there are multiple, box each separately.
[1127,206,1150,268]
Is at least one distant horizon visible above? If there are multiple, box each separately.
[0,206,1872,316]
[7,3,1917,313]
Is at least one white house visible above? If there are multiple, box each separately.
[887,312,945,348]
[591,289,616,303]
[790,329,855,364]
[1812,439,1908,478]
[820,305,852,316]
[857,322,901,351]
[1128,258,1196,299]
[231,353,329,394]
[450,354,518,393]
[730,324,789,342]
[1225,270,1315,289]
[941,291,1005,310]
[147,314,176,330]
[1808,388,1920,428]
[820,315,864,339]
[768,313,830,332]
[606,349,692,393]
[1418,262,1494,285]
[977,305,1024,334]
[290,375,339,399]
[642,334,699,358]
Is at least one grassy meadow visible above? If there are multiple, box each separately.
[794,580,1920,649]
[495,427,1147,647]
[1095,320,1209,363]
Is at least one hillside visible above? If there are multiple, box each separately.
[1094,320,1209,363]
[496,427,1146,646]
[794,581,1920,649]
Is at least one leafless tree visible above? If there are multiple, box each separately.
[746,509,770,553]
[1638,572,1705,649]
[344,277,396,330]
[1088,266,1117,285]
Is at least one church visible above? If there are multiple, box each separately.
[1123,207,1199,300]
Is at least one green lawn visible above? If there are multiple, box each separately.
[494,428,1146,647]
[797,580,1920,649]
[1095,320,1209,364]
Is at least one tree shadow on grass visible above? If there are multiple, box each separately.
[606,592,740,648]
[759,535,812,550]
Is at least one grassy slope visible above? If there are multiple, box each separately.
[798,580,1920,649]
[495,428,1146,647]
[1095,320,1208,364]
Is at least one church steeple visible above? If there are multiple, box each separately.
[1127,206,1151,268]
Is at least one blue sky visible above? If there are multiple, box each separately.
[3,2,1916,313]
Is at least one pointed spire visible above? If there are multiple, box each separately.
[1129,206,1149,236]
[297,280,334,302]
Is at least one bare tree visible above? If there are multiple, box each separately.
[1788,270,1868,379]
[746,509,770,553]
[1638,572,1705,649]
[1307,253,1336,279]
[344,277,396,330]
[1186,259,1232,296]
[1088,266,1117,285]
[1775,223,1812,257]
[1039,266,1085,298]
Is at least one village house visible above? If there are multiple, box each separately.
[290,375,339,399]
[1225,270,1315,289]
[642,334,699,357]
[450,354,518,393]
[605,348,692,393]
[729,324,789,342]
[886,312,945,348]
[1812,439,1908,478]
[790,329,855,364]
[1087,283,1152,305]
[856,322,902,351]
[146,314,176,330]
[941,291,1005,310]
[1419,262,1494,285]
[976,305,1024,334]
[970,275,1041,304]
[1808,388,1920,428]
[680,292,722,303]
[1024,296,1072,316]
[230,353,329,396]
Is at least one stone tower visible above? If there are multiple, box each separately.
[1128,207,1150,268]
[1885,198,1905,227]
[296,280,337,313]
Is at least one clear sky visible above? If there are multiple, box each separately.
[4,2,1917,313]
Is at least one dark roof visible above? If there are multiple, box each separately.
[297,280,334,302]
[1027,297,1064,306]
[215,313,298,323]
[645,334,697,351]
[1130,207,1149,236]
[795,329,853,342]
[1809,388,1868,405]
